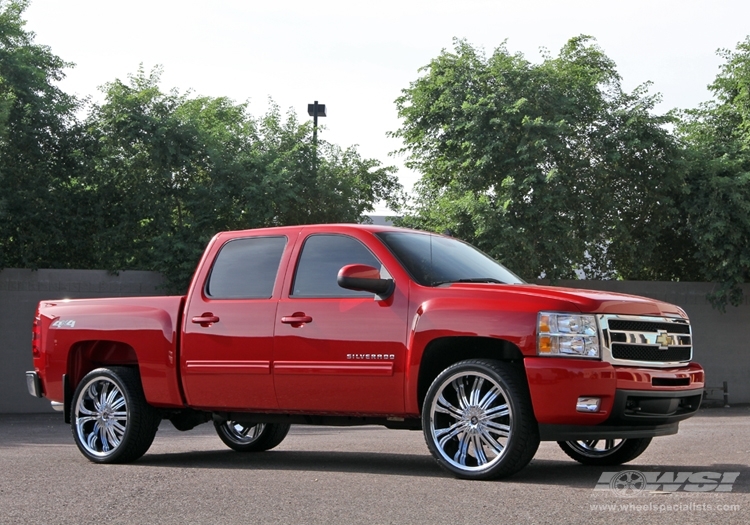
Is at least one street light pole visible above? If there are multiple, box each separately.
[307,101,326,176]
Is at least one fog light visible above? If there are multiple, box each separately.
[576,397,601,412]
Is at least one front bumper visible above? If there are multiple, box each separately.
[525,357,704,441]
[538,388,703,440]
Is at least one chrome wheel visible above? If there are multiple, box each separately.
[429,370,511,472]
[558,437,652,466]
[423,359,540,479]
[220,421,267,445]
[71,367,160,464]
[565,439,626,458]
[74,376,128,458]
[213,420,291,452]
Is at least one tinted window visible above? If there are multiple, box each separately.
[376,231,523,286]
[207,236,287,299]
[292,235,383,297]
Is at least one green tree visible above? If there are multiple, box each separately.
[0,0,90,269]
[392,37,692,282]
[248,103,402,226]
[677,37,750,308]
[84,68,402,292]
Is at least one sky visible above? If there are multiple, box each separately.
[23,0,750,212]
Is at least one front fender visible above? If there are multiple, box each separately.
[404,290,578,413]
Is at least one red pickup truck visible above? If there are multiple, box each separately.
[26,224,704,479]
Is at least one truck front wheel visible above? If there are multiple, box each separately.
[214,421,291,452]
[422,359,540,480]
[71,367,161,464]
[557,438,652,466]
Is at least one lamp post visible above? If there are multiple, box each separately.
[307,101,326,176]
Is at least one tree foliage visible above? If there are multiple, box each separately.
[393,37,694,282]
[676,37,750,308]
[0,1,401,293]
[0,0,87,269]
[82,68,401,291]
[394,36,750,308]
[2,0,749,307]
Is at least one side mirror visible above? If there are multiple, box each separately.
[337,264,394,299]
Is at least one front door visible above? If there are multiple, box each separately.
[273,233,408,414]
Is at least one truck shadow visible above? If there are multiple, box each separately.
[4,415,748,490]
[139,449,445,478]
[136,450,750,491]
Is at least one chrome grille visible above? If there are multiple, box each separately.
[608,319,691,334]
[610,344,692,362]
[599,314,692,367]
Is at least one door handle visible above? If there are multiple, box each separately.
[281,313,313,327]
[192,313,220,326]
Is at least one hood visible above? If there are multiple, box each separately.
[445,283,687,318]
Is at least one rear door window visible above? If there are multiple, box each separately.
[207,236,287,299]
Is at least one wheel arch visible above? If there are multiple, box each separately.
[416,336,525,414]
[67,340,140,395]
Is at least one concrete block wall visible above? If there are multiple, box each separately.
[0,269,166,413]
[2,270,748,413]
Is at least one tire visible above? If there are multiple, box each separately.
[71,367,161,464]
[214,420,291,452]
[557,438,652,466]
[422,359,540,480]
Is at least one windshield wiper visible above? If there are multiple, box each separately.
[432,278,505,286]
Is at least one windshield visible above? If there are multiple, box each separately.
[375,231,524,287]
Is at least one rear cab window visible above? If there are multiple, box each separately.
[206,236,288,299]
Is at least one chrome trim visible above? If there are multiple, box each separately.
[598,314,692,368]
[576,397,601,413]
[26,371,42,398]
[50,401,64,412]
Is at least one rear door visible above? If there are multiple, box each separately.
[181,232,297,410]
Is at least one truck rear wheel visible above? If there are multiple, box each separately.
[557,438,652,466]
[422,359,540,480]
[214,420,291,452]
[71,367,161,464]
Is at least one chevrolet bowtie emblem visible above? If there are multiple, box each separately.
[655,330,671,349]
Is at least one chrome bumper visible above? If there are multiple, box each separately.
[26,371,42,398]
[26,371,62,411]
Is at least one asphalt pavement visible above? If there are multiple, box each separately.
[1,407,748,524]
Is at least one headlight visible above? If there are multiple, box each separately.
[537,312,600,358]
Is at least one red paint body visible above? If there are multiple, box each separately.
[31,224,704,428]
